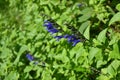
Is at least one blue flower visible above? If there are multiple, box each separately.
[26,53,39,65]
[44,22,54,29]
[47,28,59,34]
[44,20,59,34]
[63,34,69,38]
[26,53,34,61]
[72,39,80,46]
[67,35,77,43]
[54,35,63,41]
[64,35,76,42]
[64,34,80,46]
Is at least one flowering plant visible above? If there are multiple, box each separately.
[0,0,120,80]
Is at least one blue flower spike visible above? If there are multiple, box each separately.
[43,20,81,46]
[26,53,34,61]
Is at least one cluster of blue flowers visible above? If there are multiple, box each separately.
[43,20,80,46]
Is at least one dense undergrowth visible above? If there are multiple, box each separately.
[0,0,120,80]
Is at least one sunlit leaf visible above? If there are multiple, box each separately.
[79,21,90,34]
[97,28,107,43]
[109,12,120,26]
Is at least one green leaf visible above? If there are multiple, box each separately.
[14,45,28,64]
[50,0,60,5]
[111,60,120,71]
[1,47,11,59]
[69,75,76,80]
[24,66,33,73]
[80,7,93,15]
[4,71,19,80]
[78,13,92,22]
[109,35,118,45]
[95,48,103,61]
[107,60,120,76]
[43,6,51,15]
[19,45,28,54]
[62,49,69,63]
[54,49,69,63]
[107,65,115,77]
[79,21,90,34]
[89,0,96,5]
[109,12,120,26]
[97,28,107,43]
[109,42,120,59]
[88,47,100,61]
[101,68,108,74]
[70,43,83,59]
[40,0,49,5]
[42,69,52,80]
[116,4,120,11]
[97,75,110,80]
[74,67,86,72]
[83,25,90,40]
[96,60,106,68]
[78,8,93,22]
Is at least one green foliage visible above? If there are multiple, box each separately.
[97,28,107,43]
[0,0,120,80]
[116,4,120,11]
[109,12,120,26]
